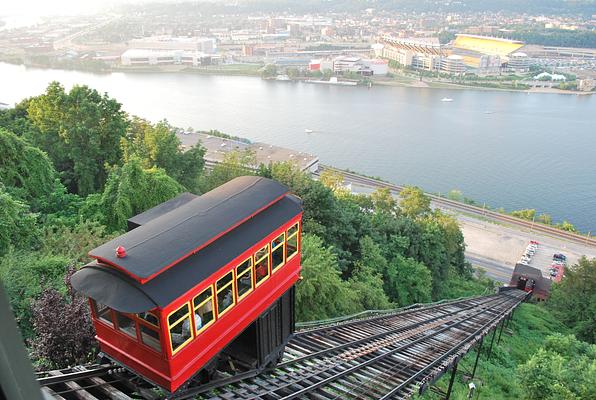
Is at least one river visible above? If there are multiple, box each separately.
[1,62,595,232]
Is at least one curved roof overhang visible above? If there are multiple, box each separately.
[70,263,158,313]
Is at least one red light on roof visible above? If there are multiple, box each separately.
[116,246,127,258]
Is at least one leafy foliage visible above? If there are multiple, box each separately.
[548,257,596,343]
[27,82,128,195]
[296,234,359,321]
[0,251,71,338]
[517,334,596,400]
[198,149,256,193]
[30,268,97,369]
[510,208,536,221]
[399,186,431,218]
[0,186,39,256]
[93,158,183,231]
[122,118,205,190]
[0,128,56,205]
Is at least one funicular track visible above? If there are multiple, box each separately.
[38,290,528,400]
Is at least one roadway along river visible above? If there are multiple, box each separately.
[1,62,595,232]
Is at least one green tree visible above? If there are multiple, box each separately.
[385,255,432,305]
[94,158,183,231]
[286,67,299,78]
[27,82,128,195]
[447,189,463,202]
[349,264,392,310]
[0,251,70,338]
[370,187,398,214]
[296,234,359,321]
[0,98,39,139]
[517,334,596,400]
[399,186,431,218]
[122,118,205,190]
[555,220,578,233]
[0,128,56,204]
[319,169,347,195]
[261,64,278,78]
[549,257,596,343]
[538,213,552,225]
[0,187,39,256]
[511,208,536,221]
[199,149,256,193]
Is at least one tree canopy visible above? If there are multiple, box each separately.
[91,158,183,231]
[548,256,596,343]
[27,82,128,195]
[0,128,56,203]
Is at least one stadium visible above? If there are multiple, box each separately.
[450,34,529,72]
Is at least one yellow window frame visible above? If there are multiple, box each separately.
[271,232,286,272]
[216,272,236,318]
[286,222,300,261]
[254,243,270,287]
[192,286,215,336]
[167,302,194,356]
[235,257,254,302]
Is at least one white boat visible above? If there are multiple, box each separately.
[304,129,313,133]
[441,97,453,102]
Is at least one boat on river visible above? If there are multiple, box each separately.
[441,97,453,102]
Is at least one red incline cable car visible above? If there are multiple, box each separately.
[71,176,303,392]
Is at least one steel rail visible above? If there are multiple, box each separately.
[309,293,524,400]
[277,295,499,368]
[172,296,498,399]
[37,364,117,386]
[318,165,596,247]
[268,295,516,400]
[199,293,521,400]
[377,294,526,399]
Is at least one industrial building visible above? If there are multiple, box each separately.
[120,49,220,66]
[128,36,216,54]
[176,132,320,173]
[440,55,466,74]
[308,56,388,76]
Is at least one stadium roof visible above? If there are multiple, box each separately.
[453,34,525,57]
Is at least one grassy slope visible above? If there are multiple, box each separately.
[417,302,568,400]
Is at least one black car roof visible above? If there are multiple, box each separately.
[127,192,198,231]
[89,176,289,282]
[71,194,302,313]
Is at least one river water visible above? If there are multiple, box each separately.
[1,62,595,232]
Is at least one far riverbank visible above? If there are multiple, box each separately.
[3,57,593,95]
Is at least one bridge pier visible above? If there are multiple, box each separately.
[470,338,483,380]
[444,362,459,400]
[486,325,498,361]
[497,318,506,345]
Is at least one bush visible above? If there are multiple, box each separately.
[30,268,97,369]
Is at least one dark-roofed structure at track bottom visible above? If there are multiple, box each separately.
[38,289,529,400]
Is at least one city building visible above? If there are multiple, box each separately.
[507,52,530,72]
[361,58,389,76]
[440,55,466,74]
[333,56,362,73]
[128,36,216,54]
[451,34,527,73]
[578,78,595,92]
[176,132,320,173]
[120,49,220,66]
[379,36,444,71]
